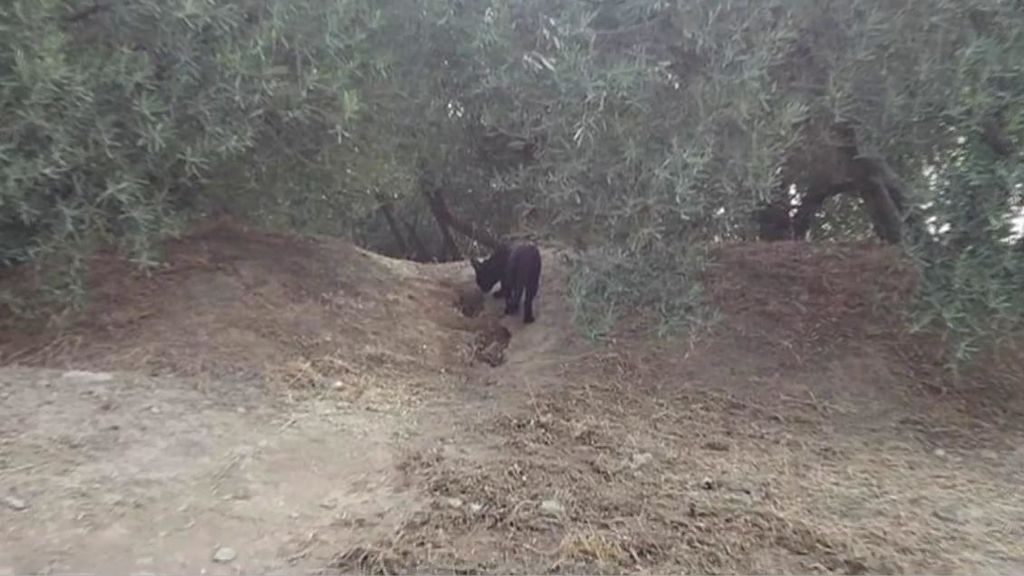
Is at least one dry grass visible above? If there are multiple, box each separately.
[376,343,1024,574]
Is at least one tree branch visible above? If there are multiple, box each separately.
[65,2,113,24]
[375,193,409,258]
[421,187,462,261]
[981,110,1015,158]
[419,182,501,250]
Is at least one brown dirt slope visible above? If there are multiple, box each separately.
[2,226,1024,575]
[1,222,468,387]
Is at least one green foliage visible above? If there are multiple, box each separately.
[1,0,381,308]
[568,245,718,341]
[910,240,1024,368]
[473,0,1024,364]
[2,0,1024,367]
[908,124,1024,365]
[476,0,810,247]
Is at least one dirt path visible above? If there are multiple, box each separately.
[0,368,423,574]
[3,230,1024,574]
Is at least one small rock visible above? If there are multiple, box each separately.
[629,452,654,470]
[469,503,485,514]
[722,491,756,507]
[332,381,345,390]
[539,499,565,517]
[61,370,113,383]
[2,496,28,511]
[701,477,715,491]
[933,448,946,458]
[443,497,464,509]
[980,449,998,460]
[702,440,731,452]
[320,498,338,510]
[843,559,870,575]
[227,490,251,501]
[212,546,237,563]
[933,505,972,525]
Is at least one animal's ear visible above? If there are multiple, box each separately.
[470,258,481,271]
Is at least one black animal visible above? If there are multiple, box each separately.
[470,243,542,323]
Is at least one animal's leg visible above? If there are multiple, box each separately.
[523,282,538,323]
[505,284,522,315]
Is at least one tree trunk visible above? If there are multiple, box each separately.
[441,205,502,250]
[981,109,1014,158]
[66,1,112,23]
[857,180,903,243]
[831,122,909,244]
[402,219,431,262]
[421,187,462,261]
[375,194,410,257]
[851,155,916,244]
[424,188,501,250]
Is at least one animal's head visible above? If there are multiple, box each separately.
[470,257,501,292]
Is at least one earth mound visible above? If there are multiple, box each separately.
[1,222,479,391]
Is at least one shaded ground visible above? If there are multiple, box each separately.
[2,224,1023,574]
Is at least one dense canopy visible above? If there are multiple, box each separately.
[2,0,1023,362]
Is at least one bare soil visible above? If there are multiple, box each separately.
[2,224,1023,575]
